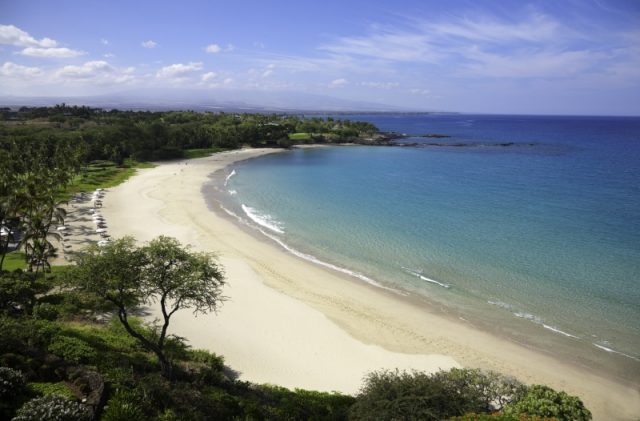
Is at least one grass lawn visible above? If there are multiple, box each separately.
[64,159,156,199]
[2,251,70,275]
[183,147,229,159]
[2,251,27,271]
[288,132,312,140]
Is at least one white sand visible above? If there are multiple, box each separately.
[98,149,640,420]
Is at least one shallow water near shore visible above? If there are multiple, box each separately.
[210,114,640,384]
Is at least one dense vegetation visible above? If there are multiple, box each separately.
[1,104,380,164]
[0,105,592,420]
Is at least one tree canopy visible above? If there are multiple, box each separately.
[66,236,225,378]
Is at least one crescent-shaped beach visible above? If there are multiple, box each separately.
[97,149,640,420]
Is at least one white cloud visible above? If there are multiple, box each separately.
[0,24,57,47]
[20,46,85,58]
[360,81,399,89]
[321,30,441,63]
[52,60,138,87]
[100,38,109,45]
[409,88,431,95]
[223,77,233,85]
[156,62,203,79]
[205,44,221,54]
[0,25,84,59]
[225,44,235,52]
[0,62,43,78]
[56,61,114,79]
[460,47,601,78]
[424,12,562,43]
[141,40,157,48]
[201,71,218,81]
[328,78,348,88]
[104,53,115,58]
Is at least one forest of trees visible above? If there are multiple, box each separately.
[1,105,380,164]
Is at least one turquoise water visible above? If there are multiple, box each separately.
[213,114,640,381]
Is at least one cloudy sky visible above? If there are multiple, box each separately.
[1,0,639,115]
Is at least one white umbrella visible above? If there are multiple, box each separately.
[96,228,107,233]
[56,226,67,231]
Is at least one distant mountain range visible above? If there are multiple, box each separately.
[0,89,420,113]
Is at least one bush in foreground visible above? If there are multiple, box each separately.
[503,385,591,421]
[349,369,482,421]
[12,394,92,421]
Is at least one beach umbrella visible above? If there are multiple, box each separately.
[96,228,107,233]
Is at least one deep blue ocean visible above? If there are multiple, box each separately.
[214,114,640,381]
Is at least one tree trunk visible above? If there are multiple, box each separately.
[117,307,173,379]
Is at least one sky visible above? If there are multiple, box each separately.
[1,0,639,115]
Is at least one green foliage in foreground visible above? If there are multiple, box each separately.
[13,394,92,421]
[503,385,591,421]
[0,239,593,421]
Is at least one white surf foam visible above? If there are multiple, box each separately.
[228,190,237,196]
[221,205,406,296]
[593,343,640,361]
[513,311,543,324]
[402,267,451,289]
[241,204,284,234]
[224,169,236,187]
[543,324,579,339]
[487,300,514,310]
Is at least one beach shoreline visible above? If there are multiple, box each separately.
[99,149,640,420]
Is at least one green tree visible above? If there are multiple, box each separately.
[66,236,225,378]
[350,368,529,421]
[504,385,591,421]
[350,369,478,421]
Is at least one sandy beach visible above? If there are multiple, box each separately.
[89,149,640,420]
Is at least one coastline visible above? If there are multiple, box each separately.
[100,149,640,420]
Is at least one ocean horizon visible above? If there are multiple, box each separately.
[208,113,640,384]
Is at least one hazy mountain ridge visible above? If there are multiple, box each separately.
[0,89,416,113]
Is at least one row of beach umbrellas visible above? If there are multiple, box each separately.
[55,188,111,249]
[91,189,110,247]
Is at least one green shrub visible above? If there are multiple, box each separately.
[100,390,144,421]
[504,385,591,421]
[0,317,60,353]
[28,382,76,400]
[0,367,28,420]
[0,366,26,398]
[186,349,225,371]
[260,385,355,420]
[433,368,527,411]
[0,270,48,315]
[33,303,59,320]
[47,336,97,364]
[350,369,485,421]
[12,394,92,421]
[449,413,547,420]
